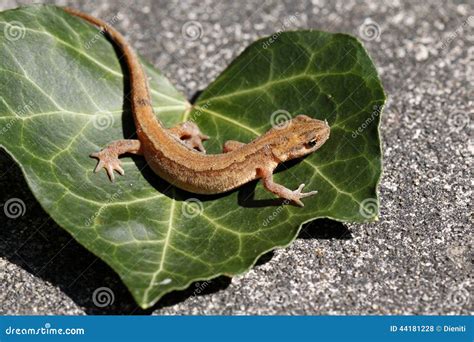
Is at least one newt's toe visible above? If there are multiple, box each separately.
[293,198,305,207]
[290,183,318,206]
[90,150,124,182]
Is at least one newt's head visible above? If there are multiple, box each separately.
[271,115,330,162]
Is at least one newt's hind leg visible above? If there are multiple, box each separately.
[257,168,318,207]
[168,121,209,153]
[222,140,245,153]
[90,139,142,182]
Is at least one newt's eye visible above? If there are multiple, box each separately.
[306,139,317,148]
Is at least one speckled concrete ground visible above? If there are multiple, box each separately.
[0,0,472,315]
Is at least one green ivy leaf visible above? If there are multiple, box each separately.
[0,5,385,308]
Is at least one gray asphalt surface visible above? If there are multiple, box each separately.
[0,0,472,315]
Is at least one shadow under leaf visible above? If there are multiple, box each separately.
[298,218,352,240]
[0,149,230,315]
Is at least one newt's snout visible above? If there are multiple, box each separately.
[317,119,331,146]
[296,115,330,151]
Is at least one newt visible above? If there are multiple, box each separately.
[64,8,330,206]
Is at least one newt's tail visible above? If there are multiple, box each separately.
[62,7,164,137]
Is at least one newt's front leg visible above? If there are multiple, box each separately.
[90,139,142,181]
[257,168,318,207]
[91,122,209,181]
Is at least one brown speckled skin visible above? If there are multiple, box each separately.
[65,8,330,203]
[145,116,330,194]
